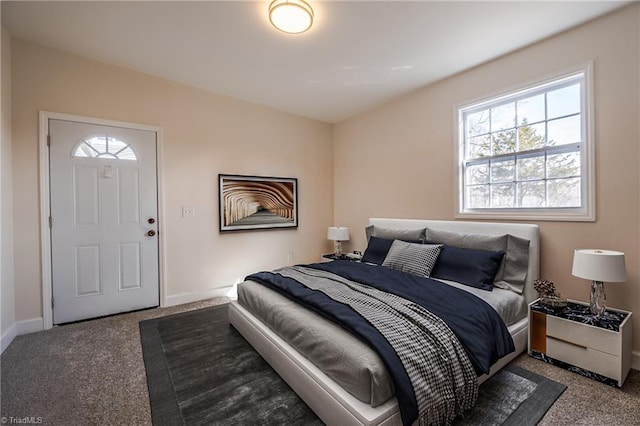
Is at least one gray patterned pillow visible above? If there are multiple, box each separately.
[382,240,443,278]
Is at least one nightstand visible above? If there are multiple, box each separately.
[321,253,361,262]
[528,299,632,387]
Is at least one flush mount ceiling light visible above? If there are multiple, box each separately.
[269,0,314,34]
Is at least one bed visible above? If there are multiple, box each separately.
[229,218,540,425]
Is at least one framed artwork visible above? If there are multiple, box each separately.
[218,174,298,232]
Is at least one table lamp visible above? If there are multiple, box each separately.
[572,249,626,316]
[327,227,349,257]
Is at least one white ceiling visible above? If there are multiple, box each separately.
[1,1,630,123]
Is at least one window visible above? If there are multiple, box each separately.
[73,136,137,161]
[456,65,594,221]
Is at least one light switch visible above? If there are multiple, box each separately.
[182,207,195,217]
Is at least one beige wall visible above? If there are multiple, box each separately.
[1,25,15,338]
[334,5,640,355]
[11,39,333,322]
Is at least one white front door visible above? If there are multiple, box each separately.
[49,119,159,324]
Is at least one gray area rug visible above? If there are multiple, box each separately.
[140,304,565,426]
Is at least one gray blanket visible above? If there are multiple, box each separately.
[237,280,395,406]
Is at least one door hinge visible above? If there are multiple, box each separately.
[47,134,51,147]
[49,216,52,228]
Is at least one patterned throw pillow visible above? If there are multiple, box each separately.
[382,240,443,277]
[362,236,423,265]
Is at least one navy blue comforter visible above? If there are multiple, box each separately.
[246,260,514,425]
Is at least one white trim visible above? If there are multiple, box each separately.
[453,210,594,223]
[15,317,44,334]
[1,323,16,354]
[39,112,52,329]
[39,111,164,329]
[1,317,46,354]
[164,287,233,308]
[632,350,640,371]
[453,61,596,222]
[156,128,168,308]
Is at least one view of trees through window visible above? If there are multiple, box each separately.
[461,73,584,211]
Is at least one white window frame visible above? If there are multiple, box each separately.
[454,62,595,222]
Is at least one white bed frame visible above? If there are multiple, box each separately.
[229,218,540,426]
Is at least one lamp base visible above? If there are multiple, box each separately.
[590,280,606,316]
[334,241,343,258]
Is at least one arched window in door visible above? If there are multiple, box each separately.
[73,136,138,161]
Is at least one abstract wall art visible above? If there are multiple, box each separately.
[218,174,298,232]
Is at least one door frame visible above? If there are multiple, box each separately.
[39,111,166,329]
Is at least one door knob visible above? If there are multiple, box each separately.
[147,230,157,237]
[148,218,156,224]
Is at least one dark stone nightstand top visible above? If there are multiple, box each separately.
[530,300,628,332]
[322,253,361,262]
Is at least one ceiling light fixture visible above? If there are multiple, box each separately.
[269,0,314,34]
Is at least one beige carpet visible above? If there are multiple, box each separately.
[1,298,639,425]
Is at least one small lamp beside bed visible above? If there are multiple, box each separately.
[572,249,626,316]
[327,226,349,257]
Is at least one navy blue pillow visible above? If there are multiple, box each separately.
[430,246,505,291]
[361,236,395,265]
[362,236,425,265]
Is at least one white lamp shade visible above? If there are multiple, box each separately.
[572,249,626,282]
[327,227,349,241]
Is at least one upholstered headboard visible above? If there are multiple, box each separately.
[368,218,540,304]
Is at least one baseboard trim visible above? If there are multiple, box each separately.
[164,286,233,308]
[16,317,44,334]
[1,317,44,354]
[1,323,17,354]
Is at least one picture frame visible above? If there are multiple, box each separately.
[218,174,298,232]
